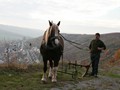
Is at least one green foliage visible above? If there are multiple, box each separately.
[101,66,120,79]
[107,73,120,78]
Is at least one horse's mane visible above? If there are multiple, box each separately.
[44,28,50,45]
[43,23,56,45]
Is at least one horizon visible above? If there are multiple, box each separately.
[0,23,120,35]
[0,0,120,34]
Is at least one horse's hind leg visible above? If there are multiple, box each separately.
[41,58,48,82]
[48,60,53,79]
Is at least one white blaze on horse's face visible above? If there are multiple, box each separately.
[49,21,60,45]
[52,24,59,37]
[50,25,59,45]
[55,21,60,45]
[55,38,59,45]
[54,23,60,45]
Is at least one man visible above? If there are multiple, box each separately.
[89,33,106,77]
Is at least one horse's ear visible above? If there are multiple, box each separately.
[48,20,52,26]
[57,21,60,26]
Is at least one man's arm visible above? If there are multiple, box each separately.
[98,41,106,51]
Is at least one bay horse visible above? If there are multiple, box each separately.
[40,21,64,82]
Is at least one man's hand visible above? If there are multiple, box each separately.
[98,47,104,50]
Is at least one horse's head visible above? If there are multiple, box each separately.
[48,20,60,38]
[44,20,61,47]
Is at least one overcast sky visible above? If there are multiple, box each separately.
[0,0,120,34]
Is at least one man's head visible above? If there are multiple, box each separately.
[95,33,100,40]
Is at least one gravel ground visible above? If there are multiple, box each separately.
[51,76,120,90]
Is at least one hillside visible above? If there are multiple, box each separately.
[0,24,43,39]
[0,32,119,67]
[32,33,120,63]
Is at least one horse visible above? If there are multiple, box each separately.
[40,21,64,83]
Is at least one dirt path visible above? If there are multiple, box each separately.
[51,76,120,90]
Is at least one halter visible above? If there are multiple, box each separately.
[50,36,60,41]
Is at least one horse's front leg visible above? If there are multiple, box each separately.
[41,58,48,82]
[48,60,53,79]
[52,59,59,83]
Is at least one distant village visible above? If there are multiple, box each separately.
[0,38,41,65]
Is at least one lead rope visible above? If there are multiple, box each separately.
[60,34,89,51]
[60,34,83,46]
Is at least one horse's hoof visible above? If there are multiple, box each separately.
[48,76,52,80]
[41,78,47,83]
[41,80,47,84]
[52,79,57,83]
[52,80,57,83]
[42,81,47,84]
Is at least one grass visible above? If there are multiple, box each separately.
[0,63,82,90]
[0,72,61,90]
[106,73,120,78]
[1,62,119,90]
[107,67,120,78]
[100,65,120,79]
